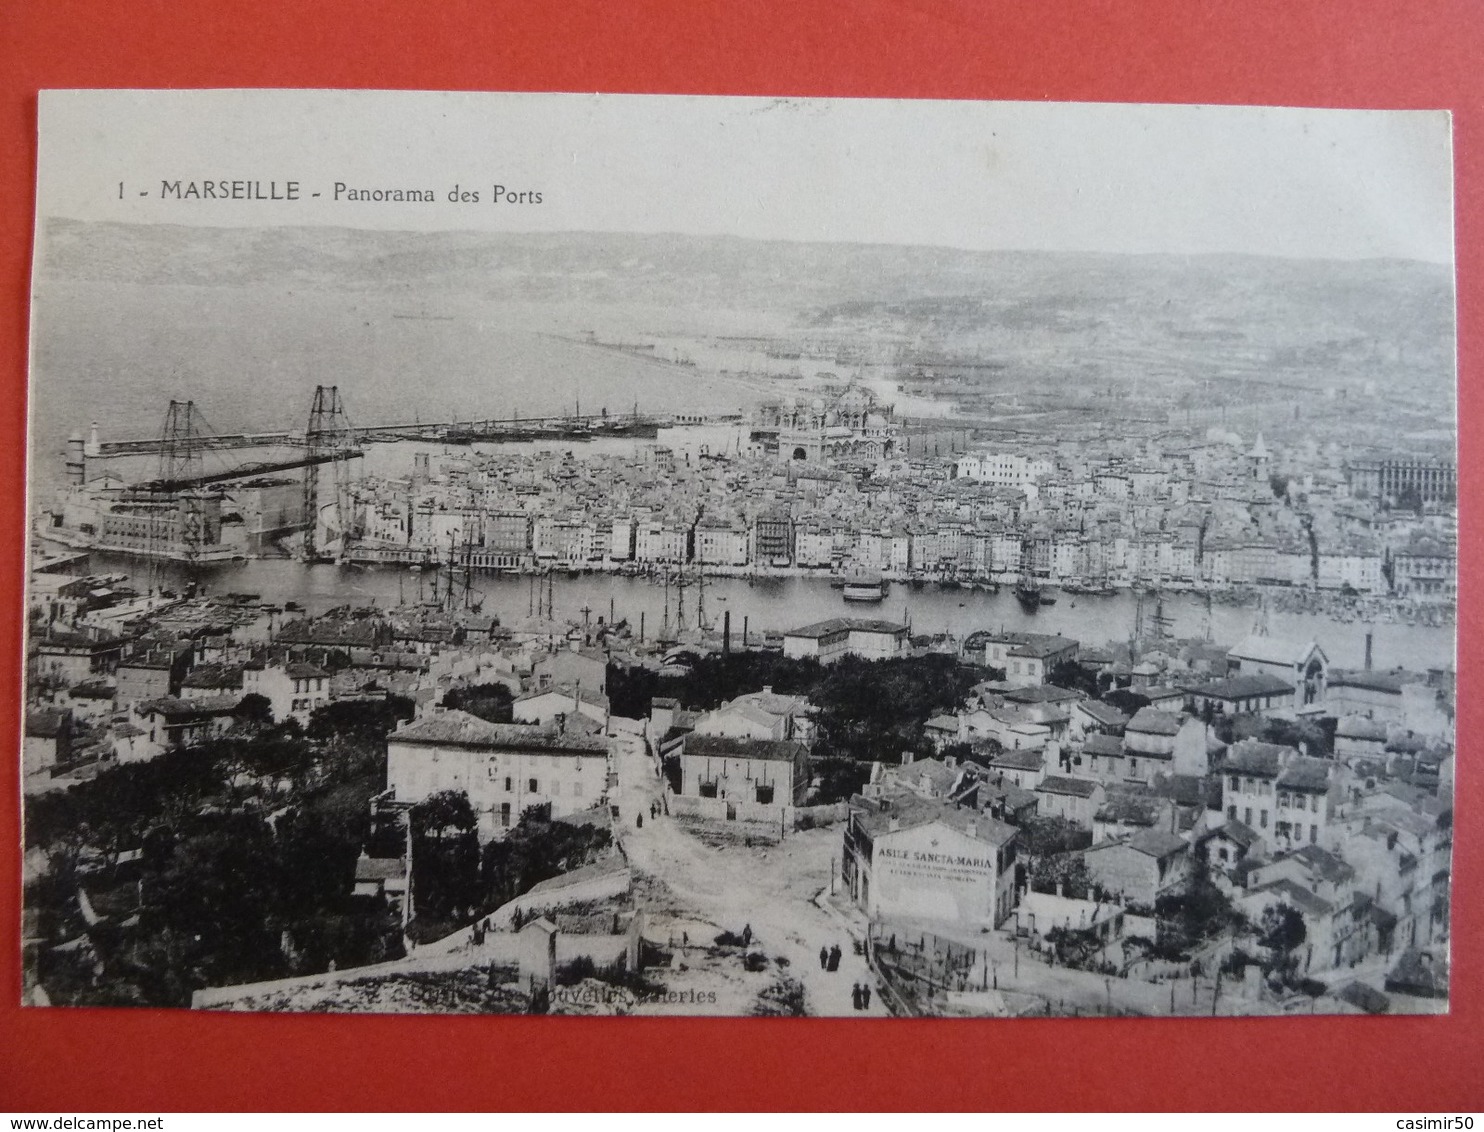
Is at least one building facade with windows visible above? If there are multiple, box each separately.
[782,618,909,663]
[386,710,610,839]
[676,733,810,806]
[842,795,1018,927]
[241,661,330,723]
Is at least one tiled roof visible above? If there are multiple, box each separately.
[1229,634,1323,667]
[1182,673,1294,700]
[1002,684,1083,705]
[785,617,908,638]
[1336,716,1389,741]
[1328,669,1413,695]
[25,707,69,738]
[727,690,810,716]
[1094,790,1161,826]
[354,855,406,882]
[1083,733,1124,758]
[1250,877,1334,918]
[1288,844,1355,884]
[1037,774,1101,799]
[1223,739,1292,777]
[853,795,1016,847]
[1279,756,1332,793]
[136,695,241,719]
[989,748,1045,771]
[1126,829,1189,859]
[284,662,330,680]
[181,663,244,689]
[683,734,807,763]
[1204,818,1261,848]
[391,709,606,753]
[1127,706,1182,736]
[515,683,610,710]
[1077,701,1129,728]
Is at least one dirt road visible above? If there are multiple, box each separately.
[612,733,887,1016]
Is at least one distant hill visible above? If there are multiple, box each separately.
[36,218,1451,309]
[35,219,1456,401]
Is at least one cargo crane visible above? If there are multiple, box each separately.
[100,387,364,566]
[301,385,358,562]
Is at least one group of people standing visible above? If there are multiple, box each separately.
[818,943,875,1011]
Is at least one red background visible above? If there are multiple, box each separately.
[1,0,1480,1112]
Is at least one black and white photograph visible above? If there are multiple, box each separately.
[20,90,1456,1017]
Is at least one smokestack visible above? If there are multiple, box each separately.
[639,611,645,642]
[1365,631,1373,671]
[723,610,731,654]
[743,615,749,648]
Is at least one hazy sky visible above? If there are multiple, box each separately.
[36,90,1455,262]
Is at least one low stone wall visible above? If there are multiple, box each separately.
[191,935,524,1009]
[668,794,790,840]
[555,933,628,968]
[488,863,633,930]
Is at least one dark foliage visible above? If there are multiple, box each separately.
[442,682,515,725]
[810,756,872,805]
[1259,902,1308,957]
[811,655,982,764]
[1047,660,1101,699]
[307,695,415,749]
[25,700,407,1006]
[1154,862,1245,952]
[1103,689,1151,718]
[1213,712,1332,757]
[650,652,826,712]
[479,808,613,912]
[233,692,274,726]
[606,663,660,720]
[1030,852,1095,899]
[1018,815,1093,861]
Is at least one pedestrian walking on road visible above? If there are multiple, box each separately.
[820,946,829,970]
[637,813,643,828]
[742,923,752,947]
[861,983,872,1010]
[828,944,841,972]
[851,983,863,1010]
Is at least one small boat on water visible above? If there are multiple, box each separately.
[1039,591,1058,607]
[843,570,888,603]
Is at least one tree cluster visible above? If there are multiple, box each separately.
[27,693,416,1006]
[403,795,614,935]
[442,683,515,725]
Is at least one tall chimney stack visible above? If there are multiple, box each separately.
[723,610,731,654]
[1365,631,1373,671]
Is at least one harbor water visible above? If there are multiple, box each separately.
[80,550,1454,674]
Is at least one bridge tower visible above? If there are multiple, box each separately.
[302,385,357,561]
[154,399,213,578]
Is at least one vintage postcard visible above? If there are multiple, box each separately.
[20,90,1455,1016]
